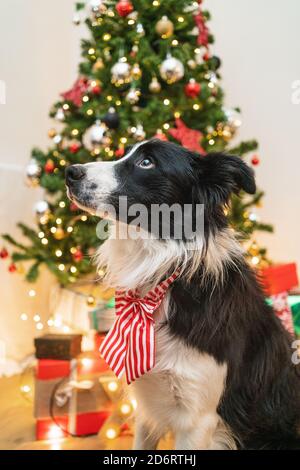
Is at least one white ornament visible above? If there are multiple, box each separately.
[224,108,242,130]
[160,54,184,84]
[126,88,141,104]
[111,59,131,86]
[55,108,65,121]
[26,160,41,179]
[34,200,49,217]
[133,124,146,141]
[83,120,108,150]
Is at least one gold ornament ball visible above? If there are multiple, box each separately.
[48,128,57,139]
[149,77,161,93]
[187,59,197,70]
[155,16,174,38]
[54,228,65,240]
[93,58,104,71]
[131,63,142,80]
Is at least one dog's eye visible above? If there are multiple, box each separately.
[136,158,155,170]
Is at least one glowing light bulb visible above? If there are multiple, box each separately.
[59,201,66,208]
[63,325,70,333]
[55,250,63,258]
[47,424,64,440]
[70,266,77,274]
[163,99,170,106]
[20,313,28,321]
[67,226,73,233]
[50,227,57,234]
[177,16,184,22]
[131,398,138,410]
[47,318,54,327]
[28,289,36,297]
[106,427,117,440]
[56,218,62,225]
[36,322,44,330]
[21,385,31,393]
[251,256,260,265]
[41,238,48,245]
[81,215,88,222]
[120,403,132,415]
[108,381,118,392]
[33,314,41,322]
[38,231,45,239]
[81,358,93,368]
[58,264,65,271]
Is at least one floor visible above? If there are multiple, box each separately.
[0,373,171,450]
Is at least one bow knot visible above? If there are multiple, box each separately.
[99,271,179,384]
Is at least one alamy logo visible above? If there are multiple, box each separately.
[291,340,300,365]
[95,196,204,246]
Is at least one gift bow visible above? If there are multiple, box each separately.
[55,380,94,407]
[99,271,180,384]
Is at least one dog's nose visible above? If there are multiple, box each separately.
[65,165,86,183]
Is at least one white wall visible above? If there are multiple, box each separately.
[0,0,299,360]
[0,0,80,361]
[209,0,300,269]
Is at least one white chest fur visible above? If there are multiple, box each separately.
[130,298,235,450]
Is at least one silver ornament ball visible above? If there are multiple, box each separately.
[160,55,184,84]
[34,200,49,217]
[83,120,109,150]
[111,60,131,86]
[126,88,141,105]
[133,124,146,141]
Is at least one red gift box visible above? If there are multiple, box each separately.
[36,411,110,440]
[258,263,298,296]
[94,333,106,352]
[77,351,109,376]
[36,359,72,380]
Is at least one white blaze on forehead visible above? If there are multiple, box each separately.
[83,141,148,195]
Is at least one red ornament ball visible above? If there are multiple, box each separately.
[203,52,210,61]
[91,85,102,95]
[73,249,83,263]
[116,0,133,17]
[115,147,125,158]
[8,263,17,273]
[70,202,79,212]
[251,156,260,166]
[0,248,8,259]
[184,80,201,99]
[154,132,168,141]
[69,143,81,154]
[44,159,55,173]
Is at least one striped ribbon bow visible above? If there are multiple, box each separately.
[99,271,179,384]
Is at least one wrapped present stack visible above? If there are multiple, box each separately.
[259,263,300,336]
[88,297,115,334]
[34,333,112,440]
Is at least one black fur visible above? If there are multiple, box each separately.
[66,139,300,449]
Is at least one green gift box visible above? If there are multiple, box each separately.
[289,295,300,335]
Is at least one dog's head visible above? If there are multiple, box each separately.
[65,139,255,239]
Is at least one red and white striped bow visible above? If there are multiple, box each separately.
[99,271,179,384]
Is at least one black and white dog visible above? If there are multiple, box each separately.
[66,139,300,450]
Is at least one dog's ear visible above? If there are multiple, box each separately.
[197,153,256,204]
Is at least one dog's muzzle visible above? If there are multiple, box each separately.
[65,164,86,187]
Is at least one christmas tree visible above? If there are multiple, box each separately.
[2,0,273,286]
